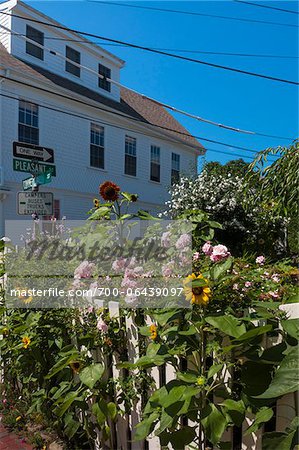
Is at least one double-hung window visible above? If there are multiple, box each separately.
[150,145,160,182]
[98,63,111,92]
[26,25,44,60]
[65,46,81,77]
[90,123,105,169]
[124,135,137,176]
[171,153,180,184]
[18,100,39,145]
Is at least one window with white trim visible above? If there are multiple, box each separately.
[26,25,44,60]
[90,123,105,169]
[65,46,81,77]
[124,135,136,176]
[18,100,39,145]
[171,153,180,184]
[98,63,111,92]
[150,145,160,182]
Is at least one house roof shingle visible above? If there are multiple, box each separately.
[0,44,204,152]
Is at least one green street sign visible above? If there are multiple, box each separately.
[36,171,52,185]
[13,158,56,176]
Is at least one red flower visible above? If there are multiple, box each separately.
[99,181,120,202]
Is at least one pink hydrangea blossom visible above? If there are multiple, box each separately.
[202,241,213,256]
[74,261,95,279]
[256,255,265,265]
[245,281,252,288]
[233,283,239,290]
[210,245,231,263]
[97,319,108,333]
[193,252,200,261]
[112,258,127,272]
[161,231,171,248]
[175,233,191,250]
[271,274,280,283]
[162,264,173,277]
[269,290,280,299]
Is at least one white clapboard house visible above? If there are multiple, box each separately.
[0,0,204,235]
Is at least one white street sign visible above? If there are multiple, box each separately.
[17,192,53,215]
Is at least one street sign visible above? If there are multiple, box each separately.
[13,142,54,164]
[22,172,52,191]
[13,159,56,176]
[17,192,53,215]
[22,177,37,191]
[36,171,52,185]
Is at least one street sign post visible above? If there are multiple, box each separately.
[17,192,53,215]
[13,159,56,176]
[13,142,54,163]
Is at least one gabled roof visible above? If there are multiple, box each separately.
[0,44,204,152]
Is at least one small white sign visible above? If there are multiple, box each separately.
[17,192,53,216]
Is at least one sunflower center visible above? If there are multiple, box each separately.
[105,187,116,198]
[192,287,203,295]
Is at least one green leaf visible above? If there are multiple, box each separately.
[64,417,80,439]
[220,399,245,428]
[88,206,111,220]
[107,402,117,420]
[208,364,223,379]
[205,315,246,339]
[46,353,79,379]
[256,347,299,398]
[134,411,160,441]
[244,407,273,435]
[54,391,80,417]
[169,427,197,449]
[236,325,273,341]
[177,372,198,384]
[92,402,106,426]
[210,257,233,281]
[262,431,296,450]
[79,363,105,389]
[281,319,299,340]
[136,210,159,220]
[201,403,227,445]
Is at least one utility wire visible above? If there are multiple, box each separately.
[0,89,277,162]
[234,0,299,15]
[1,31,298,59]
[0,11,298,85]
[2,24,294,140]
[0,74,281,155]
[88,0,298,27]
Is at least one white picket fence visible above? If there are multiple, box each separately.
[92,301,298,450]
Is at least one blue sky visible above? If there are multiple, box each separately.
[27,1,298,166]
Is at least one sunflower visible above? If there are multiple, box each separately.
[183,273,211,306]
[99,181,120,202]
[22,336,31,349]
[149,324,158,340]
[69,361,82,374]
[93,198,100,208]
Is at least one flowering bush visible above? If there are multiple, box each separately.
[162,159,287,256]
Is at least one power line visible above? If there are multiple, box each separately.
[0,89,277,162]
[88,0,298,28]
[0,74,280,155]
[0,11,298,86]
[234,0,299,15]
[1,25,295,140]
[2,31,298,59]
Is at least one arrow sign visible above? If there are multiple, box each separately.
[17,192,53,215]
[13,142,54,163]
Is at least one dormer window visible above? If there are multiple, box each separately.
[26,25,44,60]
[98,63,111,92]
[65,46,81,77]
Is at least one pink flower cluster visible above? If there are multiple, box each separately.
[202,242,231,263]
[256,255,265,265]
[74,261,95,279]
[97,318,108,333]
[175,233,192,250]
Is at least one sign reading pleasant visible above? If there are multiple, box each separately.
[17,192,53,215]
[13,142,54,163]
[13,159,56,176]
